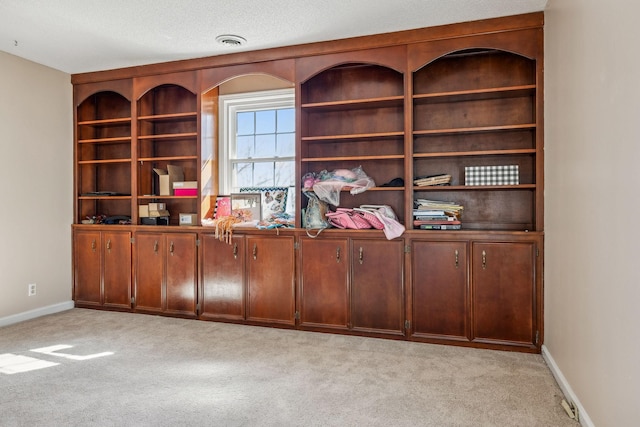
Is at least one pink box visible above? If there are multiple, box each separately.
[174,188,197,197]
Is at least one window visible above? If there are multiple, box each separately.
[219,89,295,199]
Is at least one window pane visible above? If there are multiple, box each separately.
[237,112,254,135]
[256,110,276,134]
[276,133,295,157]
[236,135,255,159]
[234,162,253,189]
[277,109,295,133]
[255,134,276,158]
[253,162,274,187]
[275,161,295,187]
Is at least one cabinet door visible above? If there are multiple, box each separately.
[246,235,295,325]
[411,240,469,341]
[299,237,349,330]
[472,241,537,348]
[102,231,132,309]
[164,233,197,317]
[134,233,164,313]
[351,239,404,335]
[74,230,102,307]
[200,234,245,321]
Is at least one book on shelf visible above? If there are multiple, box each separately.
[413,174,451,187]
[414,201,463,221]
[419,224,462,230]
[413,214,456,221]
[414,219,461,226]
[413,209,446,217]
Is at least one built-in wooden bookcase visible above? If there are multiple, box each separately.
[75,89,133,222]
[136,82,199,225]
[409,30,542,231]
[297,47,407,225]
[71,14,545,353]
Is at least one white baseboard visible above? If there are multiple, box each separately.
[0,301,75,328]
[542,345,594,427]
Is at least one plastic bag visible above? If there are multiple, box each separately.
[312,166,375,206]
[302,191,330,237]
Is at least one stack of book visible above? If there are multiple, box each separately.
[413,174,451,187]
[413,198,464,230]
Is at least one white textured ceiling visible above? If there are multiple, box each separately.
[0,0,547,75]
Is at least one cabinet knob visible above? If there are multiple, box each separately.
[233,243,238,259]
[455,249,459,269]
[91,239,96,252]
[482,250,487,270]
[336,247,341,263]
[359,247,364,265]
[153,241,159,254]
[106,239,111,251]
[253,243,257,260]
[169,241,174,256]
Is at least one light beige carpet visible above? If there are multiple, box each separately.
[0,309,577,427]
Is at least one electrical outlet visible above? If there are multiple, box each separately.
[28,283,36,296]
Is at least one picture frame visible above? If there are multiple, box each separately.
[239,186,289,220]
[230,193,261,222]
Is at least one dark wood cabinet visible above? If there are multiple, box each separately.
[411,240,469,342]
[246,235,296,325]
[134,231,197,317]
[351,238,405,336]
[73,229,131,310]
[471,241,539,349]
[200,234,245,321]
[298,236,349,330]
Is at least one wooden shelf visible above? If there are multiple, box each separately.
[78,158,131,165]
[137,132,197,141]
[78,136,132,144]
[301,96,404,111]
[137,155,197,163]
[78,195,132,200]
[302,131,404,142]
[413,149,536,158]
[302,154,404,162]
[78,117,132,126]
[137,112,197,121]
[413,85,536,103]
[413,184,536,191]
[138,195,198,200]
[413,124,536,136]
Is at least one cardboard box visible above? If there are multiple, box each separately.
[153,165,184,195]
[149,209,170,218]
[174,188,198,197]
[173,181,198,189]
[149,202,166,211]
[139,205,150,217]
[179,213,198,226]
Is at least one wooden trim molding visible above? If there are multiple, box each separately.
[71,12,543,85]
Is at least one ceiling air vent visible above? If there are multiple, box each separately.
[216,35,247,47]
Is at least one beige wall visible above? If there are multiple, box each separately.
[0,51,73,319]
[545,0,640,425]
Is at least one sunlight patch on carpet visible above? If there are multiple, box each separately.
[0,353,59,374]
[30,344,114,360]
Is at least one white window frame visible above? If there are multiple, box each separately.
[218,88,295,194]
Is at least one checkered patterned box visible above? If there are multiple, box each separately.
[465,165,519,186]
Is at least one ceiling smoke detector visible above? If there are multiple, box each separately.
[216,34,247,47]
